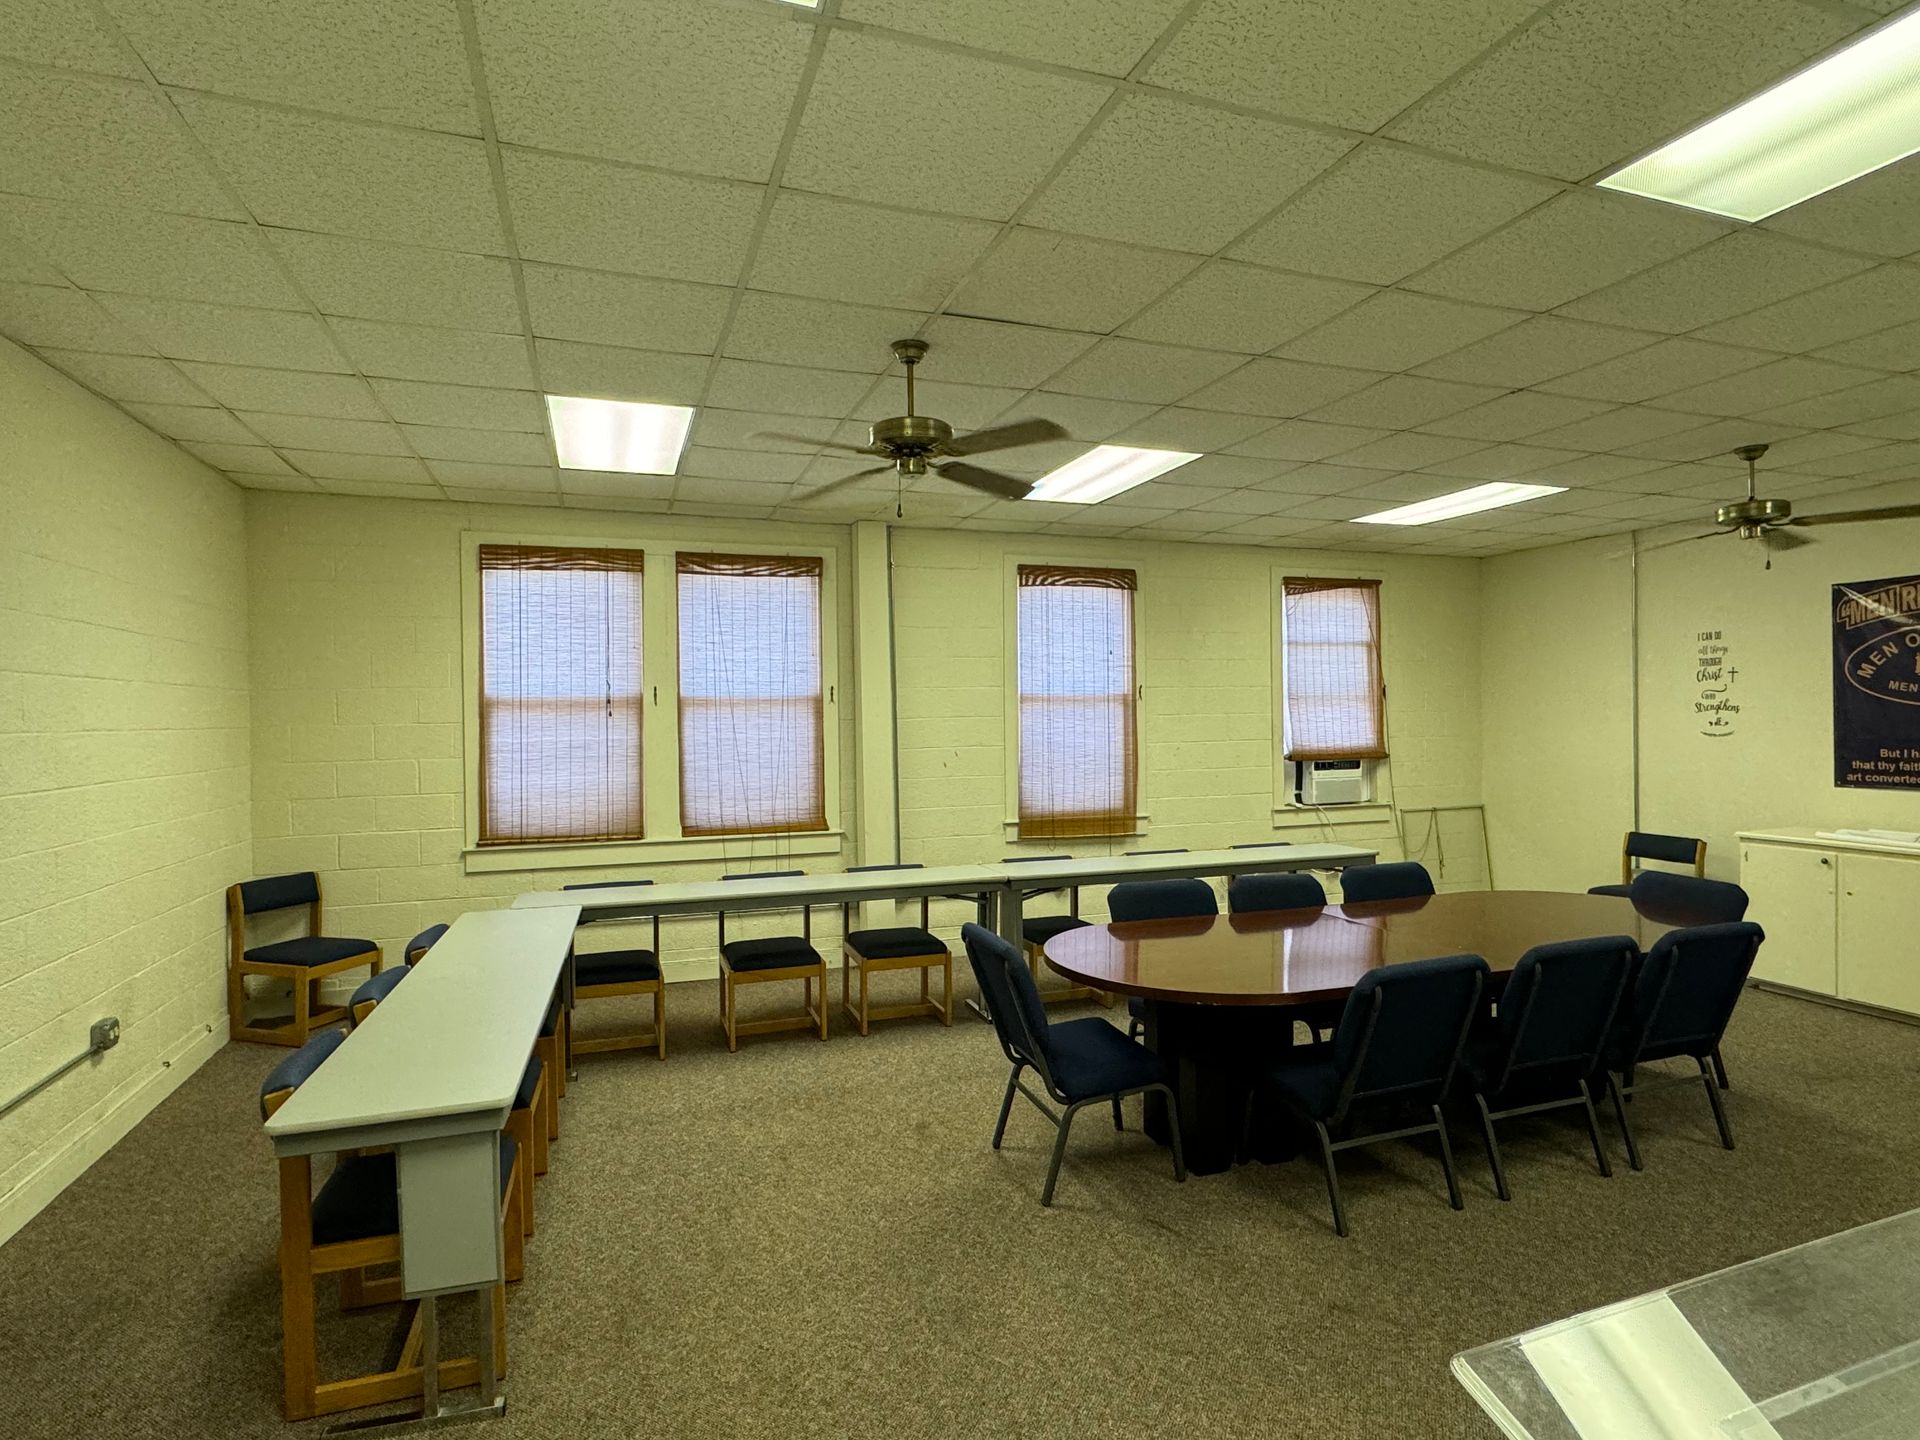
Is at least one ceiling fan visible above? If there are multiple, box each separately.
[758,339,1069,505]
[1644,442,1920,561]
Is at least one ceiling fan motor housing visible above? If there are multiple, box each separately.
[869,413,953,462]
[1715,495,1793,529]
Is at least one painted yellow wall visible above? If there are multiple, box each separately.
[0,339,248,1243]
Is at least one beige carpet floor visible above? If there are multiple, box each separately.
[3,976,1918,1440]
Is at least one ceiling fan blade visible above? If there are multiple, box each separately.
[942,418,1069,457]
[753,431,874,456]
[934,460,1033,501]
[1761,526,1815,550]
[1637,529,1732,555]
[1791,503,1920,527]
[796,465,894,502]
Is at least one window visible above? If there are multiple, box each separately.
[1280,577,1386,761]
[677,553,826,836]
[478,545,645,844]
[1016,565,1137,840]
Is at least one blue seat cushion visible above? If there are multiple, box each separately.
[846,927,945,960]
[1262,1044,1343,1120]
[1587,883,1632,898]
[577,948,660,986]
[310,1136,516,1246]
[722,936,823,972]
[1043,1018,1167,1103]
[515,1056,543,1110]
[246,935,378,967]
[1023,913,1090,947]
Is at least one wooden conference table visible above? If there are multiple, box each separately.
[1045,889,1711,1174]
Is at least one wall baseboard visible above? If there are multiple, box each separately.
[0,1012,227,1249]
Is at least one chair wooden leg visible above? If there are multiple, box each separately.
[655,985,667,1061]
[508,1106,535,1237]
[227,963,246,1041]
[941,958,953,1026]
[278,1171,319,1420]
[724,968,737,1053]
[858,964,870,1036]
[292,971,312,1047]
[817,967,829,1040]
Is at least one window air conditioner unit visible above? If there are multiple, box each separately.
[1294,759,1370,806]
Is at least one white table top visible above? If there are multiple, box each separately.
[264,906,579,1156]
[1001,843,1374,887]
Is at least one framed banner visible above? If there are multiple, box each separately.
[1833,574,1920,790]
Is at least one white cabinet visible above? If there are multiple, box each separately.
[1739,830,1920,1017]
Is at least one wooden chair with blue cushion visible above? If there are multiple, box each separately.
[1005,854,1104,1007]
[1227,872,1327,914]
[1589,831,1707,897]
[1109,878,1218,1041]
[1462,935,1637,1200]
[1338,860,1435,904]
[1602,921,1764,1172]
[838,863,952,1035]
[717,871,827,1051]
[260,1029,523,1421]
[226,872,382,1047]
[960,923,1185,1207]
[561,881,667,1059]
[404,924,449,964]
[1243,953,1486,1236]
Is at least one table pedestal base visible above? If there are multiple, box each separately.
[1140,1001,1302,1175]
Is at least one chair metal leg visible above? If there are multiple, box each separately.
[1699,1057,1736,1150]
[1608,1071,1643,1172]
[1711,1045,1731,1091]
[1111,1096,1124,1132]
[991,1065,1020,1150]
[1578,1079,1612,1178]
[1313,1121,1348,1237]
[1040,1102,1081,1207]
[1433,1104,1464,1212]
[1474,1094,1510,1202]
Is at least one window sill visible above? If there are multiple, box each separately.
[464,829,849,874]
[1270,803,1395,829]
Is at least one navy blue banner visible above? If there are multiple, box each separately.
[1833,573,1920,790]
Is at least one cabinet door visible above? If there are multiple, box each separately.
[1837,853,1920,1016]
[1740,843,1837,995]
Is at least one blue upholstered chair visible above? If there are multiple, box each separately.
[1589,830,1707,897]
[1109,879,1218,1040]
[403,924,448,964]
[1227,872,1327,914]
[1463,935,1637,1200]
[1338,861,1435,904]
[717,871,827,1050]
[347,966,408,1027]
[837,864,952,1034]
[562,880,666,1059]
[1603,921,1764,1171]
[225,872,382,1046]
[1244,953,1486,1236]
[260,1029,522,1420]
[1628,869,1749,923]
[960,924,1185,1207]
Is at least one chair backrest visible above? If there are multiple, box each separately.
[960,923,1052,1080]
[1339,861,1435,903]
[1624,921,1764,1063]
[1006,854,1076,907]
[722,871,804,880]
[404,923,448,964]
[259,1026,347,1119]
[1628,870,1748,924]
[1230,841,1293,849]
[844,862,928,923]
[348,965,408,1026]
[563,878,656,925]
[1486,935,1637,1092]
[718,871,808,941]
[1109,878,1218,923]
[1329,954,1486,1119]
[1124,848,1187,856]
[235,871,321,916]
[1227,871,1326,914]
[1622,830,1706,883]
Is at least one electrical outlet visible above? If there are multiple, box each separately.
[90,1017,121,1052]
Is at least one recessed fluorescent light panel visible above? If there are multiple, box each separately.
[1356,482,1566,526]
[771,0,820,8]
[1599,7,1920,221]
[544,394,694,474]
[1027,445,1201,504]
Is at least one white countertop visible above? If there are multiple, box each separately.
[1738,828,1920,857]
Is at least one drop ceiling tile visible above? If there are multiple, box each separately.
[503,150,759,287]
[1535,337,1776,404]
[533,340,707,405]
[1247,462,1397,496]
[268,231,520,332]
[101,0,476,131]
[0,223,62,286]
[283,450,430,484]
[2,0,142,73]
[1150,0,1540,131]
[1845,442,1920,478]
[706,360,873,419]
[2,197,296,307]
[1120,262,1372,355]
[1419,390,1615,442]
[1278,291,1523,372]
[946,227,1198,332]
[368,380,544,431]
[1025,94,1354,255]
[445,485,562,505]
[402,426,550,465]
[1412,316,1657,389]
[522,265,730,355]
[1525,451,1669,487]
[1707,431,1885,471]
[427,460,558,490]
[785,30,1108,222]
[307,476,430,497]
[751,192,1000,311]
[1386,0,1863,179]
[174,362,380,419]
[1815,318,1920,373]
[1407,191,1726,311]
[1343,470,1478,503]
[1200,487,1305,516]
[1525,404,1721,451]
[1330,432,1493,472]
[691,408,836,453]
[851,378,1027,430]
[94,295,345,369]
[1655,358,1881,418]
[1763,151,1920,259]
[1034,337,1243,406]
[1770,441,1920,478]
[673,475,795,506]
[556,470,677,501]
[837,0,1183,75]
[1109,408,1277,453]
[1694,266,1920,354]
[1277,495,1381,522]
[37,349,205,404]
[0,70,239,216]
[1181,357,1382,419]
[329,318,532,388]
[238,412,408,455]
[915,316,1098,390]
[1240,148,1555,292]
[1128,508,1230,535]
[473,0,809,183]
[1226,419,1388,461]
[227,471,319,492]
[182,440,291,474]
[0,283,152,351]
[1845,409,1920,442]
[1303,374,1504,429]
[1617,418,1808,464]
[679,449,811,485]
[966,436,1087,479]
[1423,442,1584,480]
[727,294,923,375]
[994,391,1156,443]
[1559,233,1874,334]
[120,402,256,445]
[1155,454,1291,488]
